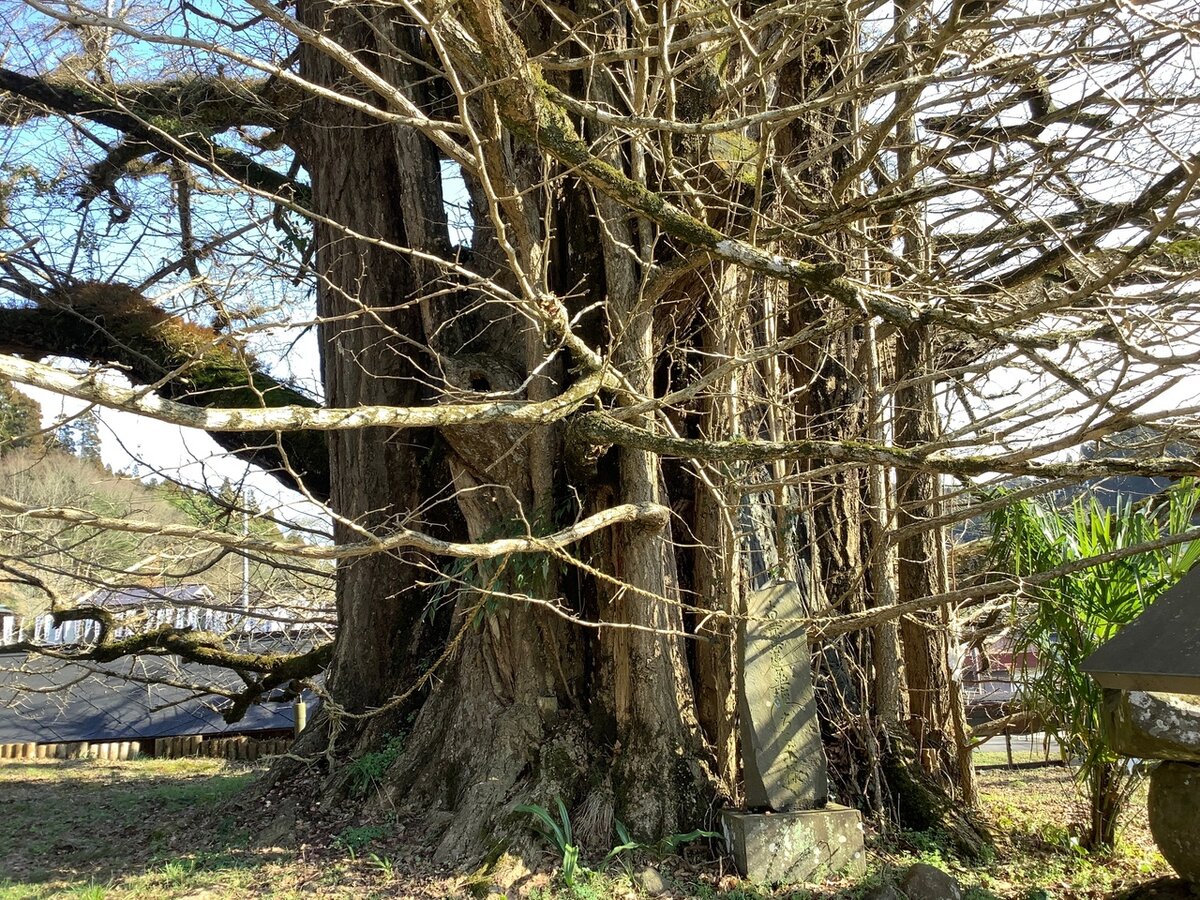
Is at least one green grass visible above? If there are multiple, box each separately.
[0,757,1177,899]
[972,748,1061,769]
[0,757,264,899]
[872,763,1171,900]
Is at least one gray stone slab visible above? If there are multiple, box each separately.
[737,581,828,811]
[721,806,866,885]
[1101,689,1200,761]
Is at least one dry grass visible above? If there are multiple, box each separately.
[865,753,1170,900]
[0,755,1178,899]
[964,757,1170,897]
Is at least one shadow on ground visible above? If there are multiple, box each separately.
[0,758,274,890]
[1112,878,1199,900]
[0,756,1188,899]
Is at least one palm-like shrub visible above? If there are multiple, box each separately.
[985,480,1200,850]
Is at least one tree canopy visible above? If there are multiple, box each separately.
[0,0,1197,861]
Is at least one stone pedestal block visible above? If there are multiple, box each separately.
[1148,761,1200,883]
[721,805,866,885]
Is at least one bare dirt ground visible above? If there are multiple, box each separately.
[0,753,1176,899]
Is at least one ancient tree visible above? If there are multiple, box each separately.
[0,0,1198,859]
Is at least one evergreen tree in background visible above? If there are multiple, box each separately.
[0,378,42,456]
[53,409,102,462]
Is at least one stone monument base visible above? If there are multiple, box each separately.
[1148,761,1200,883]
[721,805,866,886]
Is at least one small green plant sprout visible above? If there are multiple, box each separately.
[334,824,389,855]
[602,820,642,868]
[603,819,722,869]
[367,852,395,881]
[659,827,723,856]
[515,797,583,887]
[345,735,405,797]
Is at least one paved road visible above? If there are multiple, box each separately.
[975,731,1061,761]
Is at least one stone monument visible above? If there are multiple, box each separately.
[738,579,829,810]
[1082,566,1200,884]
[1094,689,1200,883]
[721,581,865,885]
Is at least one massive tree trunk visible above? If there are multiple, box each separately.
[288,0,721,859]
[283,0,980,864]
[296,5,445,747]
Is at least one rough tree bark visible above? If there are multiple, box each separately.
[281,0,987,860]
[294,2,446,744]
[283,0,725,859]
[895,326,962,783]
[893,326,985,850]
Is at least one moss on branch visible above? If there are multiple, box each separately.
[573,411,1200,480]
[0,284,329,498]
[0,67,306,204]
[503,76,852,296]
[0,70,291,129]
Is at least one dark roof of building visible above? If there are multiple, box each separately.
[0,648,311,743]
[1082,564,1200,694]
